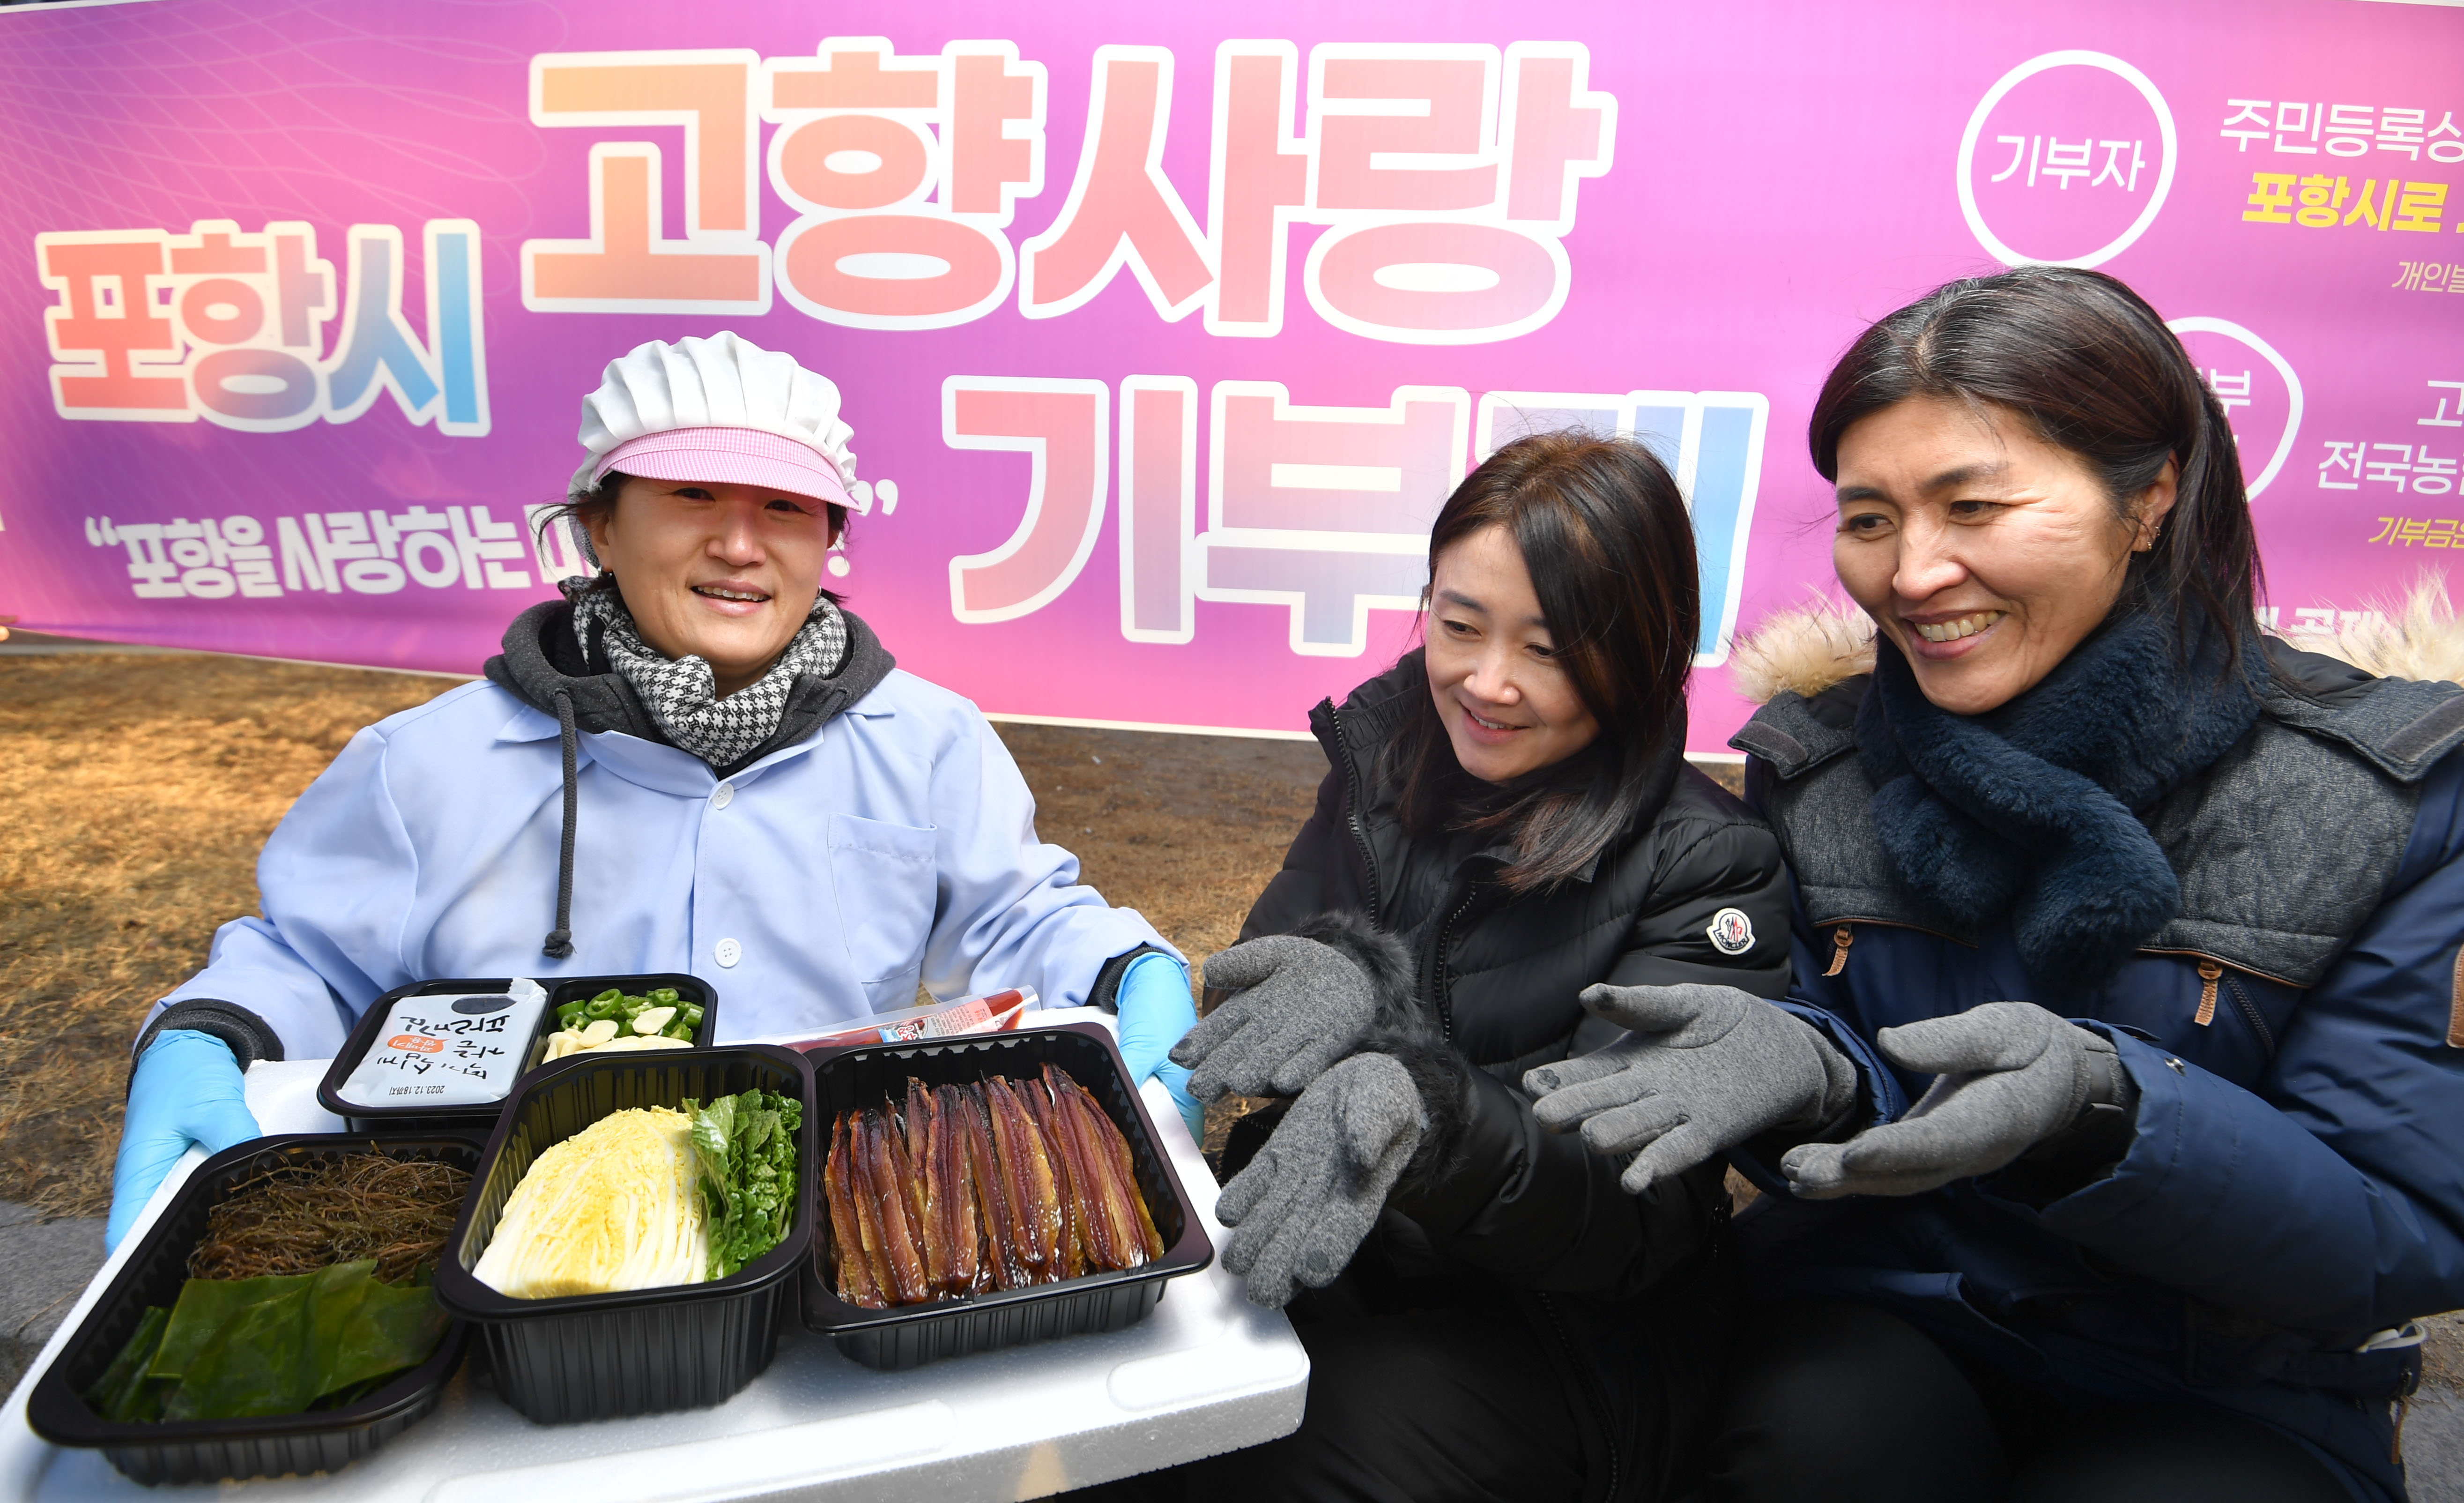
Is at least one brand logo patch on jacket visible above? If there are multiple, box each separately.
[1706,908,1756,956]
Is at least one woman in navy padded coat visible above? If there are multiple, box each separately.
[1526,267,2464,1503]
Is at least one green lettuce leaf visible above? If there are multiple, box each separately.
[690,1088,799,1279]
[691,1094,735,1162]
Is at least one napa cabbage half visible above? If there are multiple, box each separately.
[472,1107,708,1297]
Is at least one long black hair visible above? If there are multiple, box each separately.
[1387,431,1699,893]
[1807,265,2260,656]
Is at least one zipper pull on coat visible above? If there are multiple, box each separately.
[2195,960,2224,1027]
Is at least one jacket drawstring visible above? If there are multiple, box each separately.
[544,688,579,959]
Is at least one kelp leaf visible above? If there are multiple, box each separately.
[85,1306,170,1424]
[149,1272,312,1381]
[163,1282,321,1421]
[302,1261,382,1398]
[153,1263,449,1422]
[318,1275,447,1399]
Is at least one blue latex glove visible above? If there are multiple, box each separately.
[1114,953,1204,1141]
[106,1031,260,1252]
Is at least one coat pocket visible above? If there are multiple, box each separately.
[826,813,939,990]
[2185,1300,2422,1401]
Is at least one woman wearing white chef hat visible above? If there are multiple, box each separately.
[105,332,1200,1249]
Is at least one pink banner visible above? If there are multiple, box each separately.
[2,0,2459,752]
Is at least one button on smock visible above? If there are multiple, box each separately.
[715,938,742,968]
[712,782,735,810]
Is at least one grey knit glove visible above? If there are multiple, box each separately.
[1175,935,1382,1101]
[1781,1002,2129,1199]
[1215,1052,1423,1309]
[1524,982,1860,1195]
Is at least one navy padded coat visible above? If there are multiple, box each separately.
[1728,635,2464,1503]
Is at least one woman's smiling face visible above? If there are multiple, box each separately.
[1424,524,1602,783]
[585,476,837,697]
[1832,395,2175,716]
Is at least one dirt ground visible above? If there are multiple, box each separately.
[0,653,453,1217]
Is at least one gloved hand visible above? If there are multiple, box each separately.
[107,1030,261,1252]
[1113,953,1204,1141]
[1173,934,1383,1102]
[1782,1002,2130,1200]
[1524,982,1859,1195]
[1216,1052,1422,1309]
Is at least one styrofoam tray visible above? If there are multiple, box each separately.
[0,1010,1308,1501]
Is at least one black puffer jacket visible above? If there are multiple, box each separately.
[1231,655,1792,1502]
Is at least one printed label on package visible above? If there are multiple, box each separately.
[336,979,550,1108]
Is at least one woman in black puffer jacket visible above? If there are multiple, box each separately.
[1096,432,1794,1503]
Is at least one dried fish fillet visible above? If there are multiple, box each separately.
[822,1067,1165,1308]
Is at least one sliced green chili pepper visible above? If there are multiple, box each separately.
[583,989,622,1021]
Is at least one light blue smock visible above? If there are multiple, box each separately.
[143,670,1178,1057]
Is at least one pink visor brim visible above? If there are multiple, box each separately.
[590,427,858,512]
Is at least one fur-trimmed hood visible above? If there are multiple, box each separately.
[1727,595,1876,705]
[1726,577,2464,705]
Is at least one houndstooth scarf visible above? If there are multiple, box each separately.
[569,582,848,770]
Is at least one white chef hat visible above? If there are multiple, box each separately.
[568,332,862,513]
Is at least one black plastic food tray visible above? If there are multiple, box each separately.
[800,1022,1213,1370]
[316,973,720,1133]
[25,1133,477,1486]
[429,1045,815,1422]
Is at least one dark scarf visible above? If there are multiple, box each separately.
[1856,610,2266,990]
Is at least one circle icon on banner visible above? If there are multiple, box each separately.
[2166,318,2305,500]
[1706,908,1756,957]
[1957,51,2178,268]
